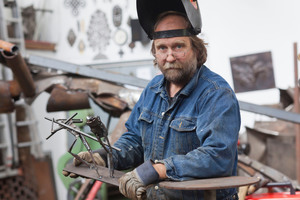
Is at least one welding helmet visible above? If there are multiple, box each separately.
[136,0,202,40]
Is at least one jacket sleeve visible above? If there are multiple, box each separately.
[162,87,241,181]
[110,88,147,170]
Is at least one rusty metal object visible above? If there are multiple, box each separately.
[64,163,124,186]
[44,114,121,152]
[246,124,297,179]
[110,111,131,145]
[238,154,293,184]
[86,116,114,177]
[8,80,21,99]
[0,175,38,200]
[45,113,122,184]
[69,78,124,94]
[0,51,7,65]
[15,105,39,199]
[159,176,259,191]
[0,80,15,113]
[1,51,35,97]
[25,40,56,51]
[0,40,19,53]
[89,93,128,117]
[46,86,90,112]
[160,176,259,200]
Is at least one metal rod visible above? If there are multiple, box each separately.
[293,42,300,183]
[87,59,153,69]
[44,117,121,152]
[239,101,300,124]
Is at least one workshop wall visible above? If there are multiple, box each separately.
[17,0,300,199]
[20,0,152,63]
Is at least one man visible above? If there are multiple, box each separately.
[65,0,241,199]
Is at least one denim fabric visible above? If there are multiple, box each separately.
[113,65,241,200]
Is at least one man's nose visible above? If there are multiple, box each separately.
[165,50,176,62]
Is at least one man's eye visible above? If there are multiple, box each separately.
[157,46,167,52]
[175,45,183,49]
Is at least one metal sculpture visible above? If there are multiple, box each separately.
[45,112,120,179]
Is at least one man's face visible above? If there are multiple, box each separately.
[154,15,197,85]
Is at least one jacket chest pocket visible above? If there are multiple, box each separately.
[138,110,154,150]
[169,118,199,154]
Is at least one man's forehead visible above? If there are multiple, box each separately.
[154,38,190,46]
[155,15,187,32]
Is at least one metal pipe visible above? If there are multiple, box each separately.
[1,51,35,97]
[0,80,15,113]
[293,42,300,183]
[0,40,19,53]
[46,86,90,112]
[8,80,21,99]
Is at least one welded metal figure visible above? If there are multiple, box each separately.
[86,116,114,177]
[45,113,120,179]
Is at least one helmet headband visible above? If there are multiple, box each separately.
[153,29,193,39]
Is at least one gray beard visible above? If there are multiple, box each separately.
[159,58,198,85]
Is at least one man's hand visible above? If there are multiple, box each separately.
[73,151,106,166]
[118,160,160,200]
[62,151,106,178]
[119,170,147,200]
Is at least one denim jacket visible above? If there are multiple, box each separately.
[112,65,241,200]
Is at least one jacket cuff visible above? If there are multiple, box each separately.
[135,160,159,185]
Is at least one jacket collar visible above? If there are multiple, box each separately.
[150,65,204,97]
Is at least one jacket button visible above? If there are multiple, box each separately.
[162,112,165,116]
[154,186,159,190]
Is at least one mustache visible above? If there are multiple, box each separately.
[163,62,182,70]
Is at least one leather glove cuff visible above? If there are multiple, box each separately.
[135,160,159,186]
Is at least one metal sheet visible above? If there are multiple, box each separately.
[159,176,259,190]
[28,55,300,124]
[28,55,149,88]
[63,163,124,186]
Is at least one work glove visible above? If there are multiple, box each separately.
[119,160,159,200]
[62,151,106,178]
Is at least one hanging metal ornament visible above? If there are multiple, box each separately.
[113,28,128,58]
[112,5,122,27]
[87,9,111,59]
[65,0,86,16]
[129,42,135,52]
[78,39,85,53]
[67,29,77,47]
[118,49,124,58]
[113,28,128,46]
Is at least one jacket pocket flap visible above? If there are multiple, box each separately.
[138,110,154,123]
[170,118,196,132]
